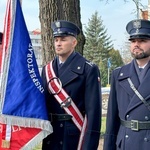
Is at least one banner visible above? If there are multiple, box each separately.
[0,0,53,149]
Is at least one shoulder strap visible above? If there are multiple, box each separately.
[45,61,87,150]
[127,78,150,111]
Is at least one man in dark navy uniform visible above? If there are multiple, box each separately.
[104,19,150,150]
[42,20,102,150]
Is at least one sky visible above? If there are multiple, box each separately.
[0,0,148,50]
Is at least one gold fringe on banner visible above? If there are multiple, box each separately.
[1,140,10,148]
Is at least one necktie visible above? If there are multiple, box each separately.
[59,63,63,69]
[139,68,144,83]
[139,68,143,72]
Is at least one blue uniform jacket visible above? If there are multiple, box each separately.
[42,52,102,150]
[103,60,150,150]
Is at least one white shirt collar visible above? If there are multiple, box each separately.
[139,63,148,69]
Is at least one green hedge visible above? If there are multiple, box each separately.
[101,116,106,137]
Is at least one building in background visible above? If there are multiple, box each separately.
[140,10,148,19]
[139,0,150,20]
[29,29,42,72]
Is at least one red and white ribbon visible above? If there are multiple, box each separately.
[45,61,88,149]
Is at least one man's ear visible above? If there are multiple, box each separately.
[72,37,78,47]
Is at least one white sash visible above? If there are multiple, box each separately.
[45,61,87,149]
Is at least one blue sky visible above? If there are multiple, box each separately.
[0,0,148,49]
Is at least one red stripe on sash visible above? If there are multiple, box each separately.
[46,61,84,130]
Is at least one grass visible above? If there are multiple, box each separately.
[32,143,42,150]
[101,116,106,137]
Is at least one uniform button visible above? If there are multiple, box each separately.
[60,141,63,145]
[126,115,129,119]
[125,135,129,139]
[145,116,149,120]
[60,124,63,127]
[144,138,148,142]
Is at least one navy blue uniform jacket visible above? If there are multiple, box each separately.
[42,52,101,150]
[104,60,150,150]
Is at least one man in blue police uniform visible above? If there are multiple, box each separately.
[103,19,150,150]
[41,20,102,150]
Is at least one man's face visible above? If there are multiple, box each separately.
[130,38,150,59]
[54,35,77,58]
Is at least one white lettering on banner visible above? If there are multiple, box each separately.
[0,125,22,133]
[12,126,21,132]
[27,43,44,93]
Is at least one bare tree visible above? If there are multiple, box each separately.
[100,0,146,19]
[39,0,85,65]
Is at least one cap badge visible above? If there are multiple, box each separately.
[133,20,141,34]
[55,21,61,28]
[57,28,60,32]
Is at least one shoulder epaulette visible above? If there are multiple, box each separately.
[114,66,121,70]
[85,61,94,67]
